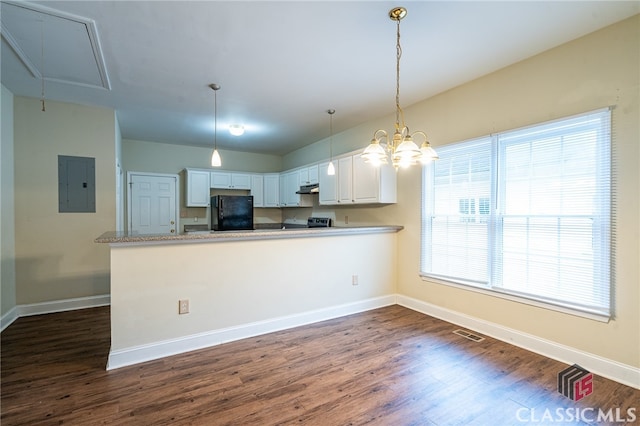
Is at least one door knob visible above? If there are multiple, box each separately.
[170,229,175,233]
[170,220,175,225]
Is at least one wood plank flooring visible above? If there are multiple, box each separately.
[1,305,638,425]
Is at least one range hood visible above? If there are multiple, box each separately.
[296,183,319,194]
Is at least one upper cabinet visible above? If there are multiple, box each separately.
[280,170,312,207]
[184,168,211,207]
[338,156,353,204]
[318,162,338,205]
[263,173,280,208]
[210,171,251,189]
[183,152,395,209]
[250,174,264,207]
[319,151,397,205]
[352,154,397,204]
[298,164,319,185]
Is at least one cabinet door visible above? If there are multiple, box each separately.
[282,171,299,206]
[318,162,338,205]
[298,167,310,185]
[263,174,280,207]
[185,169,210,207]
[353,154,380,203]
[210,171,232,188]
[231,173,251,189]
[211,171,251,189]
[307,164,319,184]
[251,174,264,207]
[338,156,353,204]
[352,154,397,204]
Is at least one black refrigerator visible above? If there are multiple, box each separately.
[211,195,254,231]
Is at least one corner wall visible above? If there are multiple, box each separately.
[1,84,16,317]
[13,97,116,304]
[393,15,638,371]
[285,15,640,377]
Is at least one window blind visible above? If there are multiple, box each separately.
[421,109,611,318]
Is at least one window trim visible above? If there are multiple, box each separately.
[420,107,612,323]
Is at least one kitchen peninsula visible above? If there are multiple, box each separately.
[97,225,402,369]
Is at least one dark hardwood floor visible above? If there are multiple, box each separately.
[1,305,638,425]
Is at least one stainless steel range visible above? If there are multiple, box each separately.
[307,217,332,228]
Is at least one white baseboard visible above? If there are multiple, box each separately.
[1,306,19,332]
[107,295,397,370]
[397,294,640,390]
[4,292,638,390]
[1,294,111,332]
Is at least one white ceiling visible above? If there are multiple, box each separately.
[2,1,638,155]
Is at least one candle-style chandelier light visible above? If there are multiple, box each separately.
[361,7,438,169]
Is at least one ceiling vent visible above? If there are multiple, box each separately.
[453,329,485,342]
[1,1,111,90]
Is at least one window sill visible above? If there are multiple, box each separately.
[419,273,611,323]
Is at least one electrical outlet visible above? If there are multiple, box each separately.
[178,299,189,314]
[194,216,198,222]
[352,275,359,286]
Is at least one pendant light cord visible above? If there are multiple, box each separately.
[213,88,217,151]
[41,19,46,112]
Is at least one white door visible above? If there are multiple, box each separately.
[128,173,178,235]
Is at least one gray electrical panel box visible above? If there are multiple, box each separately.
[58,155,96,213]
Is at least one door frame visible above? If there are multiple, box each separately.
[126,171,180,234]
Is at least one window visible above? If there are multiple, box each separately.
[421,109,611,319]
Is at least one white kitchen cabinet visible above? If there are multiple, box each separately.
[280,170,312,207]
[338,156,353,204]
[250,174,264,207]
[319,153,397,205]
[352,154,397,204]
[298,164,319,185]
[210,171,251,189]
[263,173,280,207]
[184,169,211,207]
[318,161,338,205]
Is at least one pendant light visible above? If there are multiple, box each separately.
[361,7,438,169]
[327,109,336,176]
[209,83,222,167]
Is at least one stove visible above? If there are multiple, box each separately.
[307,217,332,228]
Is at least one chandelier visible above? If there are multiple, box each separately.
[362,7,438,169]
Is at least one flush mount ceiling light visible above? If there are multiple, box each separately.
[362,6,438,169]
[209,83,222,167]
[229,124,245,136]
[327,109,336,176]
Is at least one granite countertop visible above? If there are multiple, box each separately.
[95,225,403,245]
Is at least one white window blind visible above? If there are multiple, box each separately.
[421,109,611,318]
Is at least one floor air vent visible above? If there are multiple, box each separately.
[453,329,485,342]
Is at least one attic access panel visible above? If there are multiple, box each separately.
[58,155,96,213]
[0,1,111,89]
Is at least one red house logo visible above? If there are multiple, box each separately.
[558,364,593,401]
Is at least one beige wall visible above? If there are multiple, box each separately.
[1,85,16,316]
[13,97,116,304]
[288,16,640,369]
[392,16,638,368]
[123,138,282,174]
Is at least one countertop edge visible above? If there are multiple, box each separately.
[95,226,404,246]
